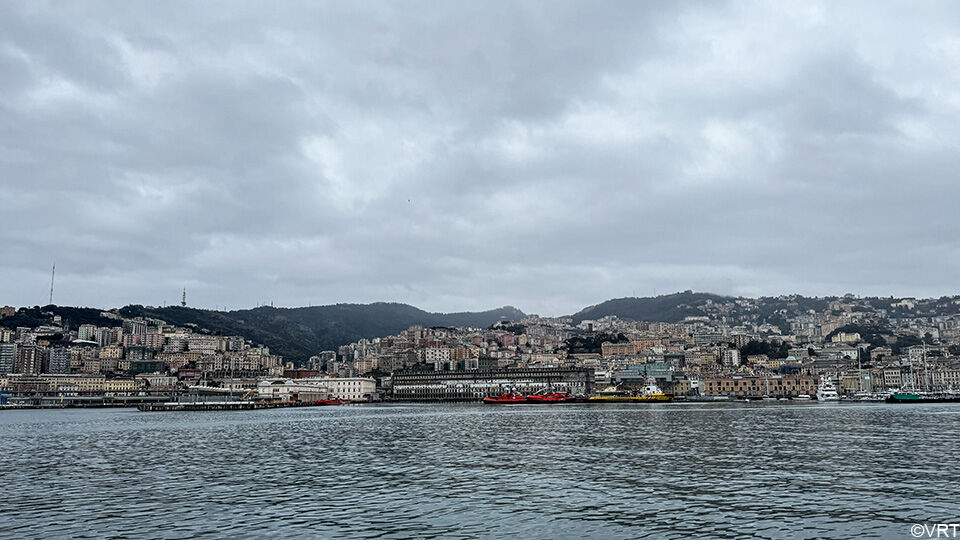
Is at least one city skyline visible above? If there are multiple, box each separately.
[4,2,960,315]
[8,287,960,318]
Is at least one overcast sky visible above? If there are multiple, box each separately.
[2,2,960,315]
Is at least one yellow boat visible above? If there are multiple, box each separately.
[588,394,672,402]
[588,380,673,402]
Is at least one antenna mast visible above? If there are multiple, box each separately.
[49,263,56,305]
[181,288,187,307]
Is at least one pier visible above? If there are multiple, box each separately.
[137,399,345,412]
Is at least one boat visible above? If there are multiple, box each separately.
[588,379,673,402]
[187,384,236,396]
[886,392,960,404]
[844,391,889,402]
[525,392,570,403]
[816,378,840,401]
[315,398,348,406]
[793,394,813,401]
[678,395,733,402]
[483,393,528,404]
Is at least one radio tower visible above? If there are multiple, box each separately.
[49,263,56,305]
[181,288,187,307]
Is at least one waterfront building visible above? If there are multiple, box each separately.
[256,380,330,402]
[931,366,960,391]
[300,377,377,401]
[1,373,141,396]
[664,378,695,396]
[391,367,594,401]
[881,367,902,388]
[703,376,819,397]
[136,373,180,392]
[102,377,141,395]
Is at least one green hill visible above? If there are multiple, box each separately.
[119,303,524,362]
[1,303,524,363]
[571,291,729,323]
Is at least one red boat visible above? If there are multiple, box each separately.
[483,393,527,404]
[315,399,348,406]
[525,392,570,403]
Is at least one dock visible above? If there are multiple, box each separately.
[137,400,345,412]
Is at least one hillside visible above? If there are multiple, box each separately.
[571,291,730,324]
[13,290,960,365]
[119,303,525,362]
[0,305,122,330]
[1,303,524,363]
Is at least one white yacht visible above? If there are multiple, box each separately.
[816,378,840,401]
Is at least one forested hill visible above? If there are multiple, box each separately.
[120,303,525,362]
[1,303,524,363]
[571,291,730,324]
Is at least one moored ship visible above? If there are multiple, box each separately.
[588,379,673,402]
[525,392,570,403]
[483,393,528,404]
[842,391,889,402]
[816,378,840,401]
[885,391,960,403]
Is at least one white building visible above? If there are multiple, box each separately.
[302,377,376,402]
[424,348,458,371]
[77,324,97,342]
[256,380,329,402]
[424,347,451,364]
[723,349,740,368]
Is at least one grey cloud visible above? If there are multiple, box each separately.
[2,1,960,315]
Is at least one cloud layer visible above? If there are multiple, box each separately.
[2,1,960,315]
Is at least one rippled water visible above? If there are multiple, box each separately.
[2,403,959,539]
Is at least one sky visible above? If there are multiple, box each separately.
[2,1,960,316]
